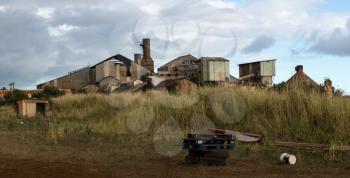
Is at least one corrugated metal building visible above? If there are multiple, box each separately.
[200,57,230,83]
[158,54,199,80]
[158,55,231,84]
[37,54,150,91]
[238,59,276,87]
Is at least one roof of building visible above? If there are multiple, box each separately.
[37,54,141,86]
[0,90,41,97]
[158,54,198,70]
[238,59,276,66]
[91,54,131,69]
[286,70,319,88]
[200,57,229,61]
[18,99,49,104]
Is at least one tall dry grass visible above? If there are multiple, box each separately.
[0,106,17,121]
[46,86,350,146]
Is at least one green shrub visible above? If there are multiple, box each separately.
[4,90,29,105]
[33,86,65,99]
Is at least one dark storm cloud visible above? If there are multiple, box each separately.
[0,2,145,88]
[241,35,275,54]
[309,19,350,57]
[0,9,53,87]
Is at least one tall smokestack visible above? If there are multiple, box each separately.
[141,38,154,74]
[134,53,142,65]
[142,39,151,59]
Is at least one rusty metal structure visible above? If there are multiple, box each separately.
[238,59,276,87]
[158,56,230,84]
[37,39,152,92]
[158,54,199,81]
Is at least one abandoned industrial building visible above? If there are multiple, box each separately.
[38,39,154,92]
[286,65,318,88]
[238,59,276,87]
[36,38,336,95]
[157,55,230,84]
[38,38,233,92]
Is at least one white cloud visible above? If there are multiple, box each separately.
[0,6,8,12]
[0,0,350,89]
[36,7,55,19]
[206,0,236,10]
[140,4,162,15]
[48,24,80,37]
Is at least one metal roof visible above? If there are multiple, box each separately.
[238,59,277,66]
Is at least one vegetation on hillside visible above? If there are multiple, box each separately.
[0,86,349,165]
[33,86,65,99]
[3,90,29,105]
[44,87,350,145]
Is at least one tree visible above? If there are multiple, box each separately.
[334,89,344,96]
[33,86,65,99]
[4,90,29,105]
[272,81,287,93]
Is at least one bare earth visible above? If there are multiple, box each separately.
[0,131,349,178]
[0,153,349,178]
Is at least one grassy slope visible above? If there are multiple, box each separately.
[48,86,350,145]
[0,86,349,166]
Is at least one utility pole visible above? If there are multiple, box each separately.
[9,82,15,91]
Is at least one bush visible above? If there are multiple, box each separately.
[272,81,287,93]
[0,97,6,106]
[4,90,29,105]
[33,86,65,99]
[334,89,344,96]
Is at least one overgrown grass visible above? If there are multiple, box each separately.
[46,86,350,146]
[0,106,17,121]
[0,86,349,165]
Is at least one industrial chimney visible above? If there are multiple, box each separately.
[140,38,154,74]
[295,65,303,73]
[134,53,142,65]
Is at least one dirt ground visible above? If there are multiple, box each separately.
[0,131,349,178]
[0,152,349,178]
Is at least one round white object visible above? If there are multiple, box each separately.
[280,153,297,165]
[280,153,288,161]
[288,155,297,165]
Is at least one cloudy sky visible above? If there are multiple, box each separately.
[0,0,349,93]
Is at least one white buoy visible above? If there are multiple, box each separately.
[280,153,297,165]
